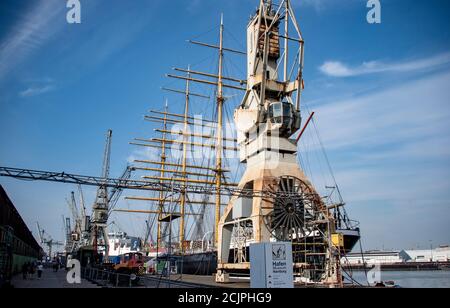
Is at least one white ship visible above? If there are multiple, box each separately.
[107,231,142,263]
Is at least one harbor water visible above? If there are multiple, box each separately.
[349,270,450,288]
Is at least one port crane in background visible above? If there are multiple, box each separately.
[77,162,135,259]
[90,129,112,260]
[36,222,63,258]
[54,164,135,260]
[77,184,87,232]
[64,187,89,254]
[66,191,82,239]
[63,215,71,251]
[81,129,135,261]
[0,128,136,262]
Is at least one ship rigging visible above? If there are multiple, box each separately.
[0,0,360,287]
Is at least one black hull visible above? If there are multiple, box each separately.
[338,228,361,254]
[178,252,218,276]
[174,228,360,276]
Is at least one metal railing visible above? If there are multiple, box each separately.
[81,267,208,288]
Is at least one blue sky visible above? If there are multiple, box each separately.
[0,0,449,251]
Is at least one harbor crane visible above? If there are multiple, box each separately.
[61,164,134,258]
[63,215,71,249]
[91,129,112,260]
[77,184,87,231]
[64,188,88,253]
[36,222,63,258]
[66,191,82,236]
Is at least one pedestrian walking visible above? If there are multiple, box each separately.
[37,263,43,280]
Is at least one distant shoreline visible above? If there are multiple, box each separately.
[343,262,450,271]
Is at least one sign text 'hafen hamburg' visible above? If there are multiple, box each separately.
[250,242,294,288]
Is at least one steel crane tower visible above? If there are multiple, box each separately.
[36,222,63,258]
[91,129,113,260]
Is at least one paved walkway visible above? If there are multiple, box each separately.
[11,268,99,288]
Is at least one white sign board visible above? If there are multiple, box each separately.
[250,242,294,288]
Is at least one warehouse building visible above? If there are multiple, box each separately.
[342,246,450,265]
[400,246,450,263]
[342,250,403,265]
[0,185,43,286]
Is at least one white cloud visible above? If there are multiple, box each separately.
[0,0,64,79]
[319,52,450,77]
[127,147,160,164]
[19,85,55,97]
[310,70,450,151]
[19,77,56,97]
[299,70,450,248]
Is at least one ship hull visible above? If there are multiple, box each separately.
[338,228,361,254]
[177,252,217,276]
[173,228,359,276]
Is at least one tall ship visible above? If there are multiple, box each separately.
[115,0,361,285]
[1,0,361,287]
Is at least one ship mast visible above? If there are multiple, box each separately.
[179,67,191,249]
[157,101,168,248]
[118,13,244,254]
[163,15,244,247]
[214,15,224,246]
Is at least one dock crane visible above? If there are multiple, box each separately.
[36,222,63,258]
[91,129,113,261]
[63,215,73,253]
[64,188,88,253]
[66,191,82,237]
[73,163,135,261]
[63,216,84,255]
[77,184,87,231]
[59,140,135,264]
